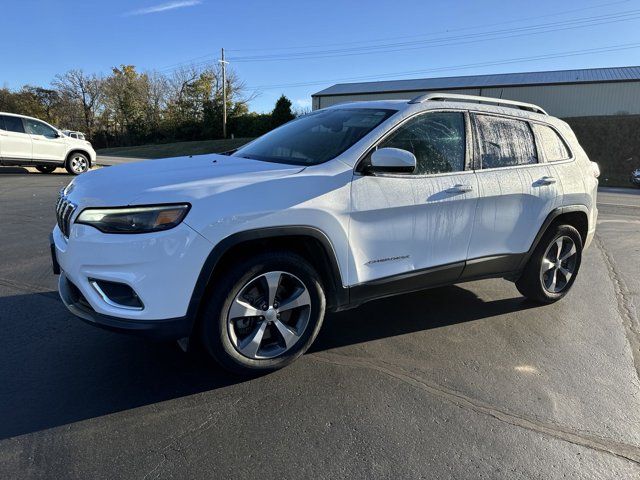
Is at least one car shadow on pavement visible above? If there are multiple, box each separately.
[313,285,538,352]
[0,284,536,440]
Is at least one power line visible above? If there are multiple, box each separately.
[226,0,631,53]
[227,9,640,62]
[157,3,637,71]
[244,42,640,91]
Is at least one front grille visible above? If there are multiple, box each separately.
[55,190,77,238]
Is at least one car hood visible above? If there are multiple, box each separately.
[66,154,305,207]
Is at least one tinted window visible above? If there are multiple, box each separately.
[474,115,537,169]
[377,111,466,175]
[233,108,396,166]
[2,115,25,133]
[24,118,58,138]
[533,123,571,161]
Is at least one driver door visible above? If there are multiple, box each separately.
[349,110,478,292]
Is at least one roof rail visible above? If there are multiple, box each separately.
[408,92,548,115]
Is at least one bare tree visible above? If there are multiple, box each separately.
[53,70,104,137]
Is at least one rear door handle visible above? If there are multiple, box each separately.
[446,184,473,194]
[536,176,557,186]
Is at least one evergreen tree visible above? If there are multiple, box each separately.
[271,95,295,128]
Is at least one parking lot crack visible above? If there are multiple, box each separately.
[313,352,640,465]
[595,234,640,384]
[0,277,58,299]
[141,398,242,479]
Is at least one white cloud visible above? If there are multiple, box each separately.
[125,1,202,16]
[294,98,312,109]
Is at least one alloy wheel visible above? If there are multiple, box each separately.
[540,235,578,293]
[227,271,312,359]
[70,155,88,174]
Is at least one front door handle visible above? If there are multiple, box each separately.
[536,176,557,186]
[446,184,473,194]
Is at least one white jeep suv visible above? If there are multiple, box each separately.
[51,93,599,374]
[0,112,95,174]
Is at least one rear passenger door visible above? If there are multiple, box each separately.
[467,113,560,267]
[0,115,32,163]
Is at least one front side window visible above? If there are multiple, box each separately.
[233,108,396,166]
[474,114,537,169]
[24,118,58,138]
[376,111,466,175]
[532,123,571,161]
[1,115,25,134]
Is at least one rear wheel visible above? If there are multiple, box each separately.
[35,165,56,174]
[199,251,326,375]
[516,224,583,303]
[65,153,89,175]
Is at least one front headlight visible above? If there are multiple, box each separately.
[76,204,190,234]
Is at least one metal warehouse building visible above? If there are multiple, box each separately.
[312,66,640,118]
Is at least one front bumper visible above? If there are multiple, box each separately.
[52,220,213,338]
[58,272,191,339]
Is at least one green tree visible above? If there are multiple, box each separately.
[271,95,295,128]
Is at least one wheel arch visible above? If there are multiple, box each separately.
[185,226,348,334]
[519,205,589,271]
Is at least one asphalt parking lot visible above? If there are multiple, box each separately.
[0,167,639,479]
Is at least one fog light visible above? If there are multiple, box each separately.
[89,279,144,310]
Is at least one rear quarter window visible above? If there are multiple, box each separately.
[532,123,571,161]
[1,115,25,133]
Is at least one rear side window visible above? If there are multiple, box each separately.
[378,111,466,175]
[474,114,537,169]
[1,115,25,133]
[532,123,571,161]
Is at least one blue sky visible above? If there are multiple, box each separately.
[2,0,640,112]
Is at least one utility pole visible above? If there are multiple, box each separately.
[219,48,228,138]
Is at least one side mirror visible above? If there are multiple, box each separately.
[367,147,416,174]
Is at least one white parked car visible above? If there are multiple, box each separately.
[0,112,96,174]
[51,93,599,374]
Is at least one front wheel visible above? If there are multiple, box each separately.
[65,153,89,175]
[199,252,326,375]
[516,224,583,303]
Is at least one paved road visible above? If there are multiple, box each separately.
[0,170,639,479]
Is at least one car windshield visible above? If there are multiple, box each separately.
[232,108,397,166]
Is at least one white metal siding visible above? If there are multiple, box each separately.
[313,82,640,117]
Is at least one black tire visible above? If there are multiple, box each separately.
[199,251,326,375]
[35,165,56,174]
[516,224,583,303]
[65,153,90,175]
